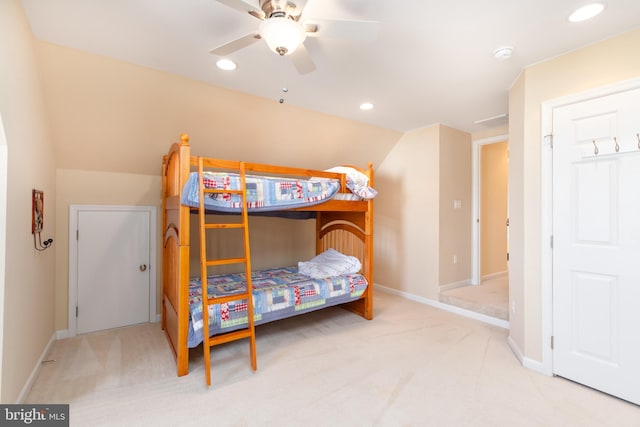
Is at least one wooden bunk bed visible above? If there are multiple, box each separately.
[161,134,374,384]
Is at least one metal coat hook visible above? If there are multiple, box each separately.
[614,137,620,153]
[592,140,599,155]
[34,233,53,251]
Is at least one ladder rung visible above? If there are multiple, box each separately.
[207,328,252,347]
[205,223,245,230]
[206,257,247,267]
[207,292,251,306]
[203,188,243,194]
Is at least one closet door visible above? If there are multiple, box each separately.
[73,206,153,334]
[552,87,640,405]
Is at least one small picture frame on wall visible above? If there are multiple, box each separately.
[32,189,44,234]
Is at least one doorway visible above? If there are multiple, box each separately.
[439,135,509,321]
[68,205,157,336]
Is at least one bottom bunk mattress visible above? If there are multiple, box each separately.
[187,266,368,348]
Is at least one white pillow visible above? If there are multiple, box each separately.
[325,166,377,200]
[298,248,362,279]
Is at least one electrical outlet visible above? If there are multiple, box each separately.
[453,255,458,264]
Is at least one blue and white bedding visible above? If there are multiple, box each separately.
[187,266,368,348]
[181,172,341,212]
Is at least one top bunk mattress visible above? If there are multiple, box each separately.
[180,171,342,212]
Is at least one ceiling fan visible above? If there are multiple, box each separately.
[211,0,378,74]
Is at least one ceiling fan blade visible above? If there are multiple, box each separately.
[215,0,265,20]
[288,0,309,18]
[304,19,379,42]
[289,43,316,74]
[210,32,262,56]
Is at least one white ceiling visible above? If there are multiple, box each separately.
[20,0,640,132]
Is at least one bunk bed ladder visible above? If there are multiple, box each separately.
[197,157,257,386]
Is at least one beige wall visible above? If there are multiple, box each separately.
[375,124,471,297]
[509,27,640,362]
[438,126,472,286]
[194,216,316,277]
[54,169,163,331]
[0,0,57,403]
[508,72,526,360]
[375,125,440,298]
[480,141,508,276]
[37,42,402,176]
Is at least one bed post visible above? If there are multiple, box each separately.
[162,134,192,376]
[363,162,374,319]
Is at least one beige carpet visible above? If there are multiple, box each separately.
[26,292,638,426]
[439,276,510,320]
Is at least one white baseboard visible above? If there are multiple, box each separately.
[374,283,509,329]
[507,335,549,376]
[482,270,508,281]
[523,356,547,375]
[16,332,56,404]
[56,329,71,340]
[507,335,524,364]
[439,279,471,292]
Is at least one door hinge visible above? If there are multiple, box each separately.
[545,133,554,149]
[76,306,78,318]
[506,252,510,261]
[550,235,554,248]
[76,229,79,240]
[551,336,554,349]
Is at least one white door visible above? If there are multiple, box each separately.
[552,87,640,405]
[75,207,152,334]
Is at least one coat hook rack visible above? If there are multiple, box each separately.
[32,189,53,251]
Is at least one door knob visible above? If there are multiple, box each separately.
[139,264,147,272]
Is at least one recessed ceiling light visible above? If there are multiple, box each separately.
[568,3,606,23]
[360,102,374,111]
[216,59,237,71]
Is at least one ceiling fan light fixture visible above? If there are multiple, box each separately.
[259,16,306,56]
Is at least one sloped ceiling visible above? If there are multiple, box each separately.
[21,0,640,133]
